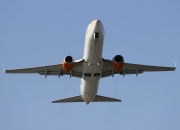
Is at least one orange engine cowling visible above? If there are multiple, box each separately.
[62,56,75,72]
[112,55,124,72]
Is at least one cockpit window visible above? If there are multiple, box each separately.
[94,32,99,39]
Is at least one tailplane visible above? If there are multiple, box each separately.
[52,95,83,103]
[52,95,121,103]
[93,95,121,102]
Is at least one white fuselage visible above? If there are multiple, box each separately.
[80,20,105,104]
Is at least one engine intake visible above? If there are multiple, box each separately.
[112,55,124,72]
[62,56,74,72]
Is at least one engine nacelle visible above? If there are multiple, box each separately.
[112,55,124,72]
[62,56,75,72]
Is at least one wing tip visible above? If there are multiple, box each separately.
[174,61,177,69]
[4,69,11,73]
[2,65,6,73]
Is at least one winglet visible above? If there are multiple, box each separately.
[2,65,5,73]
[175,61,177,68]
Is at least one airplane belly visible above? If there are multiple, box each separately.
[80,78,99,103]
[80,60,102,102]
[83,40,103,64]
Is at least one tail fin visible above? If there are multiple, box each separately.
[52,95,121,103]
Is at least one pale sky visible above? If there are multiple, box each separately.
[1,0,180,130]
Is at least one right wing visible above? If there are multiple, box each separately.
[102,59,176,78]
[5,59,84,78]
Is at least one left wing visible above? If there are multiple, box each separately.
[102,59,176,78]
[5,59,84,78]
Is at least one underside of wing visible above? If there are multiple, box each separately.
[123,63,176,72]
[102,59,176,77]
[5,59,84,78]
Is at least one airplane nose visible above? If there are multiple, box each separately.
[94,20,101,25]
[93,20,102,30]
[94,19,99,23]
[92,19,101,25]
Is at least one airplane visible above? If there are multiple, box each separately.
[5,19,176,104]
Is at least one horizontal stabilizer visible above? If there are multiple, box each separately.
[52,95,121,103]
[52,95,84,103]
[93,95,121,102]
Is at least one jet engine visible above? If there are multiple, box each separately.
[112,55,124,72]
[62,56,75,72]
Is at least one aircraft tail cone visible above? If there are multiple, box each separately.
[85,101,90,105]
